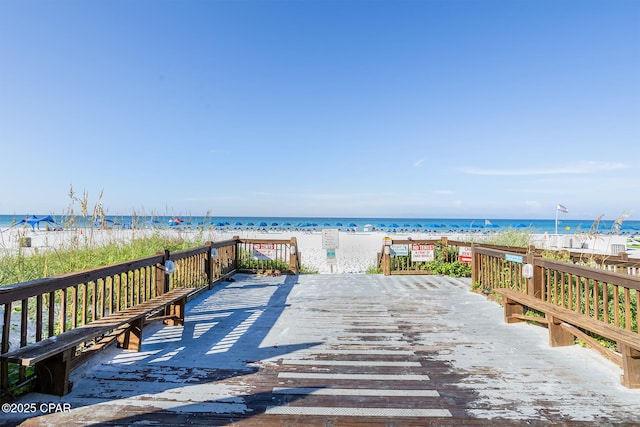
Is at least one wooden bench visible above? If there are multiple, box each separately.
[494,287,640,388]
[0,287,193,396]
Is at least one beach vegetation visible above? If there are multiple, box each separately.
[0,233,201,286]
[366,265,382,274]
[482,228,532,247]
[299,265,319,274]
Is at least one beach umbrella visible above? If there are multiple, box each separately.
[246,222,254,226]
[413,223,422,227]
[19,215,59,230]
[402,223,411,227]
[234,221,243,226]
[271,222,279,226]
[335,222,343,226]
[389,223,399,228]
[323,222,331,226]
[348,223,357,227]
[283,222,291,226]
[515,223,527,228]
[258,221,268,227]
[377,223,386,227]
[169,217,183,226]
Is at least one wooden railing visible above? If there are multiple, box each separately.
[0,237,299,397]
[378,237,474,275]
[473,244,640,387]
[236,237,300,275]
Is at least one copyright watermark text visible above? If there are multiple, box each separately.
[2,402,72,414]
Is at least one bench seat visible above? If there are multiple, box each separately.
[1,287,193,395]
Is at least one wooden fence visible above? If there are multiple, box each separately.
[0,237,299,397]
[378,237,475,275]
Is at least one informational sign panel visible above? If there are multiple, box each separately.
[458,246,472,263]
[253,243,276,260]
[411,244,435,262]
[322,228,340,249]
[390,244,409,256]
[326,249,336,264]
[505,254,523,264]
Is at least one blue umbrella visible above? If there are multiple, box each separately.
[323,222,331,226]
[413,223,422,227]
[283,222,291,226]
[335,222,343,226]
[348,223,357,227]
[377,223,386,227]
[258,221,268,227]
[234,221,243,226]
[246,222,255,226]
[271,222,279,226]
[389,223,399,228]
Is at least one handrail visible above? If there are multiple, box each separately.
[0,254,165,304]
[535,257,640,292]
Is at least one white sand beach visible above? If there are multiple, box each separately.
[1,225,636,275]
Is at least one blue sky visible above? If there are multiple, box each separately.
[1,0,639,220]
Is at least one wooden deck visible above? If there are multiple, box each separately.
[6,274,640,426]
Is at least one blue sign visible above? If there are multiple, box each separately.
[505,254,523,263]
[390,244,409,256]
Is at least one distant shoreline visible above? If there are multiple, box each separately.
[1,214,638,236]
[0,227,635,275]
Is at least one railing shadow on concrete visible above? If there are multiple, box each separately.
[4,273,325,425]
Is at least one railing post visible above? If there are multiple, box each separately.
[155,250,170,295]
[205,241,214,287]
[526,245,543,298]
[383,239,391,276]
[290,237,299,274]
[233,236,240,272]
[441,236,449,262]
[471,243,478,286]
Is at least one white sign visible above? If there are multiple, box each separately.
[411,244,435,262]
[322,228,340,249]
[390,244,409,256]
[458,246,472,263]
[253,243,276,260]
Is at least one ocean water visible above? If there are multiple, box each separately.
[1,214,639,235]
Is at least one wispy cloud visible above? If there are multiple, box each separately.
[414,158,425,168]
[461,161,629,176]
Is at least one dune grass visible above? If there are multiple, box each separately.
[0,232,204,286]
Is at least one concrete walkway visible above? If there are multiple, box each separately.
[6,274,640,426]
